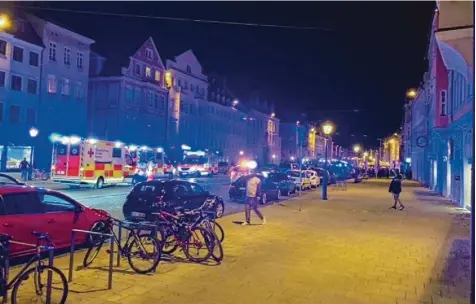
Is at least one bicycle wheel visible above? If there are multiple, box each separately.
[11,265,68,304]
[212,222,225,243]
[184,227,213,263]
[83,238,105,268]
[159,226,179,255]
[210,231,224,262]
[127,235,161,274]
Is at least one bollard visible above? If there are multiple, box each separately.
[108,235,114,289]
[45,248,54,304]
[3,251,10,304]
[116,226,122,267]
[68,231,75,283]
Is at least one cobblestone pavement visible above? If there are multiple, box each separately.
[10,179,470,304]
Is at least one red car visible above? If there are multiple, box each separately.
[0,178,110,257]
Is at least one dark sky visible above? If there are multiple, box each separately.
[13,1,435,149]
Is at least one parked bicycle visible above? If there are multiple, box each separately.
[0,232,68,304]
[151,209,215,263]
[83,217,161,274]
[31,169,50,181]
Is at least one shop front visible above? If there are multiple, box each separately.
[0,145,32,172]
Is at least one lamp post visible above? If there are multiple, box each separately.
[164,72,172,150]
[321,121,334,200]
[29,127,39,180]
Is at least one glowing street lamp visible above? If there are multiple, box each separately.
[271,112,275,118]
[28,127,39,175]
[233,100,239,106]
[406,88,417,99]
[239,150,244,156]
[353,145,361,153]
[29,127,39,138]
[0,15,11,30]
[320,121,335,201]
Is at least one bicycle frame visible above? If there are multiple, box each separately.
[110,219,156,259]
[154,211,198,248]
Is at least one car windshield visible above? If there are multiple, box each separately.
[288,171,301,177]
[182,156,207,165]
[131,182,164,195]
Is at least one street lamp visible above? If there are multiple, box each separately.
[353,145,361,153]
[271,112,275,118]
[0,15,10,30]
[239,150,244,156]
[406,88,417,99]
[233,100,239,106]
[29,127,39,179]
[321,121,334,200]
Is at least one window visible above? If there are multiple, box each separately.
[159,95,165,110]
[0,103,3,123]
[75,82,83,99]
[0,193,43,215]
[27,79,37,94]
[134,88,141,105]
[155,71,160,82]
[145,67,151,78]
[9,105,20,124]
[62,78,70,95]
[125,87,133,104]
[147,91,153,108]
[47,75,56,93]
[11,75,22,91]
[29,51,39,66]
[112,148,122,158]
[186,65,192,74]
[178,79,182,87]
[145,48,153,59]
[49,42,57,61]
[440,90,447,116]
[64,47,71,65]
[189,183,206,195]
[76,52,83,69]
[38,193,76,213]
[135,63,141,75]
[0,40,6,56]
[0,71,5,87]
[26,108,36,124]
[172,183,192,197]
[12,46,23,62]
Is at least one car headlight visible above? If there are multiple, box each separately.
[137,170,145,176]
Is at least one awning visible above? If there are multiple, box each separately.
[436,38,470,81]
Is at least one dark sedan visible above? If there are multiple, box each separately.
[123,180,226,222]
[266,172,296,196]
[229,174,281,204]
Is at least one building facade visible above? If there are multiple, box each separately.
[27,14,94,170]
[405,1,473,210]
[88,37,169,149]
[0,13,43,171]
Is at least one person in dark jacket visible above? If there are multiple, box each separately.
[389,174,404,210]
[19,158,29,181]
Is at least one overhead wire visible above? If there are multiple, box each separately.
[13,5,334,31]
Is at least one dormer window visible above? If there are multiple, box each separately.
[145,48,153,59]
[135,63,141,76]
[186,65,192,74]
[145,67,151,78]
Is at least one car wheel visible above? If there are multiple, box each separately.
[95,177,104,189]
[260,193,267,205]
[215,202,225,218]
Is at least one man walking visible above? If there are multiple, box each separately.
[19,158,29,181]
[242,174,267,226]
[389,173,404,210]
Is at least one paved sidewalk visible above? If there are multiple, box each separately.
[13,179,470,304]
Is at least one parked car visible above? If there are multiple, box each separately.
[286,170,311,190]
[305,170,320,188]
[312,168,337,185]
[0,184,110,257]
[218,162,230,175]
[229,165,253,182]
[0,173,25,186]
[259,164,279,177]
[266,172,296,196]
[229,174,281,204]
[123,180,226,221]
[278,162,299,174]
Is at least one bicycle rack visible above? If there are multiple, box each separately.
[115,220,158,268]
[68,229,114,290]
[3,240,56,304]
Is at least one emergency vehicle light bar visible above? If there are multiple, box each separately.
[184,150,206,156]
[157,147,164,153]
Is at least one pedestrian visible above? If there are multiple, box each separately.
[242,174,267,226]
[19,158,29,181]
[389,173,404,210]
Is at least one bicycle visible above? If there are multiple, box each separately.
[0,232,68,304]
[82,217,161,274]
[151,209,214,263]
[31,169,50,181]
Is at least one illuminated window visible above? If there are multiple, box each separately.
[62,78,70,95]
[145,48,153,59]
[47,75,56,93]
[155,71,160,81]
[145,67,151,78]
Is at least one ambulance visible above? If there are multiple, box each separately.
[127,145,174,183]
[51,136,129,188]
[177,150,218,177]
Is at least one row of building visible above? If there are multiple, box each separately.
[402,1,473,210]
[1,10,348,171]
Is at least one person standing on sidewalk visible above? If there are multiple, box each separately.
[19,158,29,181]
[389,173,404,210]
[242,174,267,226]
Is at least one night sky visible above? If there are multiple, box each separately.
[10,1,435,149]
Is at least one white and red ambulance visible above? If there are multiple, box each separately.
[177,150,218,178]
[127,145,174,183]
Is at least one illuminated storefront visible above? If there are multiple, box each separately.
[0,145,32,171]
